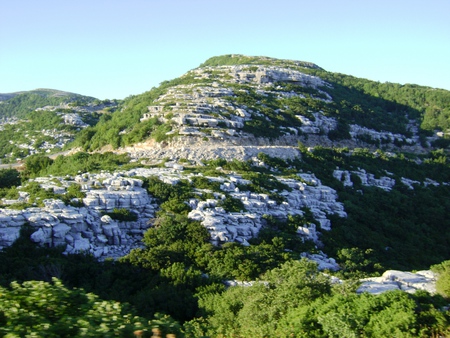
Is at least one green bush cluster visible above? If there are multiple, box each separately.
[0,169,21,189]
[102,208,138,222]
[25,152,135,177]
[0,278,146,337]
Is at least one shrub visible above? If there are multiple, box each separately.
[102,208,138,222]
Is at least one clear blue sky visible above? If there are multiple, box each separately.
[1,0,449,99]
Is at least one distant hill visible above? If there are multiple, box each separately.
[0,88,97,119]
[0,89,118,163]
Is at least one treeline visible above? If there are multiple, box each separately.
[312,70,450,134]
[199,54,321,70]
[24,152,135,177]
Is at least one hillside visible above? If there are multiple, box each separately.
[0,55,449,336]
[0,89,118,163]
[71,54,450,157]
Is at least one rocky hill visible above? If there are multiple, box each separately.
[1,55,449,269]
[0,55,449,335]
[72,54,450,160]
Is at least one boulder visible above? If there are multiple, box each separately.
[73,238,91,252]
[0,227,21,248]
[30,228,51,245]
[52,223,71,239]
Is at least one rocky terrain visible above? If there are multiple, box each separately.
[0,165,346,259]
[1,55,449,298]
[1,156,446,294]
[120,64,425,162]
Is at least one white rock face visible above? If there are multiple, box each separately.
[225,65,327,88]
[301,252,340,271]
[358,270,437,294]
[62,113,89,127]
[297,113,337,134]
[0,172,158,259]
[0,165,347,259]
[333,169,447,191]
[333,169,396,191]
[349,124,413,145]
[188,172,346,245]
[0,227,22,248]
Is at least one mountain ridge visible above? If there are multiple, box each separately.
[0,88,96,102]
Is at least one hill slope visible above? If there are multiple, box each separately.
[71,54,450,157]
[0,89,118,163]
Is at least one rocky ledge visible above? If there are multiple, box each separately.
[0,173,158,259]
[0,165,347,259]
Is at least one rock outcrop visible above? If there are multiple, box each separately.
[0,173,157,259]
[358,270,437,294]
[0,165,348,258]
[333,169,396,191]
[188,172,346,245]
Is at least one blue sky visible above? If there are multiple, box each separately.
[1,0,449,99]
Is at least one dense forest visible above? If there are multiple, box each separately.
[1,55,450,336]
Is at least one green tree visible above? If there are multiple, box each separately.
[0,168,21,188]
[196,259,331,337]
[0,278,145,337]
[25,155,53,176]
[431,260,450,298]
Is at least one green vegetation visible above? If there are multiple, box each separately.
[189,260,449,337]
[0,278,145,337]
[432,260,450,298]
[71,73,211,151]
[313,72,450,133]
[25,152,135,177]
[102,208,138,222]
[0,169,21,189]
[0,169,22,204]
[1,230,448,337]
[199,54,321,70]
[1,150,450,335]
[203,55,450,135]
[296,146,450,271]
[0,89,95,119]
[0,90,115,163]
